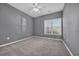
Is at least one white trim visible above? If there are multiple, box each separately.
[47,38,62,41]
[0,36,74,56]
[45,36,74,56]
[0,36,32,47]
[36,36,62,41]
[61,40,74,56]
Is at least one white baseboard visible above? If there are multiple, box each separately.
[0,36,32,47]
[35,36,62,40]
[46,37,74,56]
[61,40,74,56]
[0,36,74,56]
[45,36,74,56]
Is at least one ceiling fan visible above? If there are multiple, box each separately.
[29,3,42,13]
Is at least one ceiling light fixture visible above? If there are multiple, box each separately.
[31,3,41,13]
[32,8,40,12]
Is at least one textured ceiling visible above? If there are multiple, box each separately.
[9,3,64,17]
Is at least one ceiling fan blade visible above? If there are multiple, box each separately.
[33,3,38,6]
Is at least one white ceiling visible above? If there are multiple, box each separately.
[9,3,64,18]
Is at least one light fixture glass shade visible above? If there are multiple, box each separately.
[32,8,40,13]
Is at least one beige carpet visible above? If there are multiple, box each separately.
[0,36,70,56]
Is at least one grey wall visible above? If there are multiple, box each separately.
[33,12,62,38]
[0,4,33,45]
[63,3,79,56]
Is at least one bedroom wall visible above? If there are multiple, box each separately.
[0,3,33,45]
[33,12,62,39]
[63,3,79,55]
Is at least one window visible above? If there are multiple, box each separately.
[44,18,61,35]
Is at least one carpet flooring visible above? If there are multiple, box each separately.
[0,36,70,56]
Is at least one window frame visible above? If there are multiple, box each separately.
[44,18,62,36]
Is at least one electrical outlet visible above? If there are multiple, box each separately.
[6,37,10,40]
